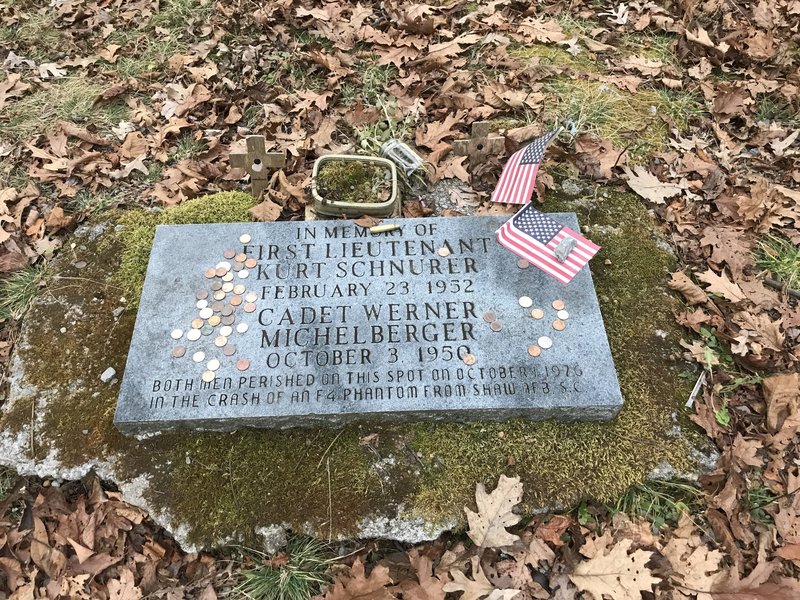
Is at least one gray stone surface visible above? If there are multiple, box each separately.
[115,215,622,434]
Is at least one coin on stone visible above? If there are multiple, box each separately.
[552,319,566,331]
[483,311,496,323]
[220,325,233,337]
[462,353,476,365]
[187,329,201,341]
[239,234,251,244]
[196,290,208,300]
[245,258,257,268]
[518,296,533,308]
[207,316,221,328]
[196,299,208,309]
[172,346,186,358]
[207,359,220,371]
[199,307,213,319]
[538,336,553,349]
[490,321,502,332]
[202,370,215,383]
[222,282,234,293]
[220,306,233,317]
[238,269,249,279]
[557,309,569,320]
[204,268,216,279]
[236,359,250,371]
[516,259,529,269]
[221,315,235,325]
[170,328,183,340]
[552,299,565,310]
[527,345,541,357]
[210,281,222,291]
[235,253,246,263]
[213,290,225,301]
[223,345,236,356]
[201,325,214,336]
[230,295,242,306]
[531,308,544,319]
[243,302,256,313]
[236,323,248,334]
[223,250,235,259]
[192,351,205,363]
[245,292,257,303]
[437,246,450,257]
[212,301,224,312]
[214,336,227,347]
[216,261,232,271]
[233,284,246,295]
[191,318,203,329]
[232,262,243,271]
[223,272,234,282]
[215,266,227,277]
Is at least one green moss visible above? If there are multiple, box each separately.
[316,160,392,204]
[2,189,705,546]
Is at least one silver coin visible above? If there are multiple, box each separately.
[239,234,251,244]
[206,359,220,371]
[557,309,570,320]
[198,307,213,319]
[192,351,205,363]
[220,325,233,337]
[518,296,533,308]
[196,299,208,309]
[236,323,249,334]
[170,328,183,340]
[538,336,553,349]
[216,261,232,270]
[186,329,201,341]
[238,269,249,279]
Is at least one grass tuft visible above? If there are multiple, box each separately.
[615,480,702,530]
[757,234,800,291]
[0,266,47,323]
[236,536,331,600]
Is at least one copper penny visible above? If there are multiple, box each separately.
[552,319,566,331]
[235,253,246,263]
[223,345,236,356]
[552,299,565,311]
[210,281,222,291]
[490,321,502,332]
[172,346,186,358]
[531,308,544,320]
[244,258,257,268]
[483,311,496,323]
[215,267,227,277]
[516,259,529,269]
[223,249,235,259]
[462,353,476,365]
[243,302,256,313]
[236,359,250,371]
[196,290,208,300]
[204,268,216,279]
[527,345,541,357]
[230,295,243,306]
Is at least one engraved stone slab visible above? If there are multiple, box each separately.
[114,214,623,434]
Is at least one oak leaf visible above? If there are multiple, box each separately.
[465,474,523,548]
[248,197,282,222]
[696,269,746,303]
[30,516,66,579]
[622,166,682,204]
[392,549,447,600]
[320,558,394,600]
[443,556,520,600]
[762,372,799,433]
[569,539,660,600]
[668,272,709,305]
[415,113,464,149]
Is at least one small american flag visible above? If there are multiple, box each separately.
[490,130,560,205]
[496,203,601,284]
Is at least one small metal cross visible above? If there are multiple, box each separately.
[452,121,506,170]
[230,135,286,198]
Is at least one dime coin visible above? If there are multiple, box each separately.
[245,258,257,268]
[223,345,236,356]
[233,284,246,295]
[199,307,213,319]
[210,281,222,291]
[204,268,216,279]
[236,359,250,371]
[230,295,242,306]
[483,311,496,323]
[552,319,566,331]
[238,269,249,279]
[170,328,183,340]
[213,290,225,301]
[490,321,502,332]
[220,325,233,337]
[192,351,205,362]
[191,318,203,329]
[208,315,221,327]
[531,308,544,319]
[222,282,234,293]
[223,272,234,282]
[437,247,450,257]
[538,336,553,349]
[557,309,569,320]
[516,259,529,269]
[236,323,248,334]
[527,345,541,357]
[239,234,251,244]
[235,253,246,263]
[207,359,220,371]
[462,353,476,365]
[187,329,201,341]
[202,370,215,383]
[243,302,256,313]
[552,299,565,310]
[216,261,232,271]
[201,325,214,336]
[214,336,227,347]
[196,290,208,300]
[196,299,208,309]
[518,296,533,308]
[223,249,235,259]
[172,346,186,358]
[245,292,257,302]
[221,315,235,325]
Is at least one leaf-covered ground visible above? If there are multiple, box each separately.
[1,0,799,598]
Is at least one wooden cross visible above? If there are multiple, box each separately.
[452,121,505,170]
[230,135,286,198]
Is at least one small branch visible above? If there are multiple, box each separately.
[762,277,800,300]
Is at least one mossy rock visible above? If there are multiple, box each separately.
[0,189,713,549]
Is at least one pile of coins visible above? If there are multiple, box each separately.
[483,310,502,332]
[525,298,570,358]
[170,233,256,381]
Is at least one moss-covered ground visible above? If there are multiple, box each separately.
[1,189,704,546]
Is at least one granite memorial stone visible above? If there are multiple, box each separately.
[114,214,623,434]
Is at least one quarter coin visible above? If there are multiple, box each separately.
[516,259,529,269]
[490,321,502,332]
[236,323,248,333]
[223,345,236,356]
[223,250,235,259]
[187,329,201,341]
[239,234,251,244]
[462,354,476,365]
[220,325,233,337]
[172,346,186,358]
[192,351,205,362]
[207,359,220,371]
[527,345,541,357]
[518,296,533,308]
[208,315,221,327]
[531,308,544,319]
[170,328,183,340]
[553,319,566,331]
[557,309,569,320]
[243,302,256,313]
[483,311,496,323]
[552,299,565,310]
[202,370,215,382]
[214,336,227,347]
[196,290,208,300]
[538,336,553,349]
[199,307,213,319]
[437,247,450,257]
[244,258,257,268]
[236,359,250,371]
